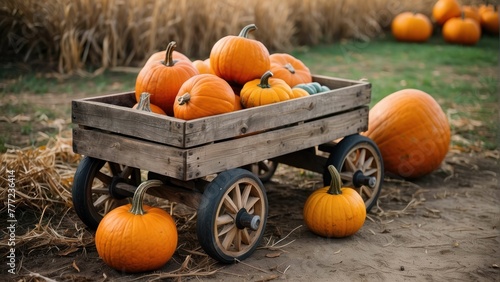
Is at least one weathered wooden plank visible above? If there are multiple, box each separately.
[313,74,368,89]
[184,107,368,180]
[72,128,187,179]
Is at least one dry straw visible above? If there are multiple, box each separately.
[4,0,487,74]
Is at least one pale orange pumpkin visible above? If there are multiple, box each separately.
[269,53,312,87]
[462,5,481,23]
[391,12,433,42]
[192,59,213,74]
[363,89,450,179]
[433,0,461,25]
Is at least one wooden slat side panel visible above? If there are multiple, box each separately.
[72,128,186,179]
[72,100,186,146]
[78,91,138,106]
[184,107,369,180]
[183,83,371,147]
[312,75,370,89]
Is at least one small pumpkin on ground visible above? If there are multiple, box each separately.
[303,165,366,238]
[210,24,270,85]
[135,41,199,115]
[480,6,499,34]
[442,12,481,45]
[433,0,461,25]
[269,53,312,87]
[391,12,433,42]
[133,92,167,115]
[362,89,450,179]
[95,180,178,273]
[240,71,292,108]
[173,74,236,120]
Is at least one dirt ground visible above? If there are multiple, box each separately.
[5,149,499,281]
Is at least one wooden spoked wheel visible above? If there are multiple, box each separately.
[72,156,141,230]
[323,134,384,212]
[243,160,278,183]
[197,168,268,263]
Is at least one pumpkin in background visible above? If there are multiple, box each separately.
[391,12,433,42]
[289,87,310,99]
[269,53,312,87]
[240,71,292,108]
[442,14,481,45]
[192,59,213,74]
[133,92,167,115]
[433,0,461,25]
[135,41,199,115]
[210,24,270,85]
[95,180,178,273]
[303,165,366,238]
[480,6,499,34]
[363,89,450,179]
[462,5,481,23]
[173,74,235,120]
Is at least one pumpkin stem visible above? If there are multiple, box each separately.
[163,41,178,67]
[284,63,295,74]
[136,92,152,112]
[257,71,273,89]
[129,180,163,215]
[177,93,191,105]
[326,165,343,195]
[238,24,257,38]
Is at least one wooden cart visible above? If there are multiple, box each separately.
[71,75,384,263]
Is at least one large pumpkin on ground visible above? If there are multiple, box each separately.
[95,180,178,273]
[442,14,481,45]
[391,12,433,42]
[210,24,270,85]
[480,6,499,34]
[135,41,198,115]
[363,89,450,179]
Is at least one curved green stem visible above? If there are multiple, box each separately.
[257,71,273,89]
[326,165,343,195]
[238,24,257,38]
[129,179,163,215]
[177,93,191,105]
[136,92,152,112]
[163,41,177,67]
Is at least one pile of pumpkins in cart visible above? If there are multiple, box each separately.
[94,23,451,273]
[392,0,499,45]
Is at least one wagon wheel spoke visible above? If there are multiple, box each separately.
[216,214,234,226]
[362,156,374,171]
[241,229,251,245]
[232,183,243,209]
[241,184,251,206]
[363,168,378,176]
[359,185,373,199]
[219,223,235,237]
[222,226,238,250]
[258,161,272,173]
[357,149,366,169]
[223,195,239,214]
[345,155,357,172]
[95,171,112,185]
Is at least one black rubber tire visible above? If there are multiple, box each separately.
[323,134,384,212]
[72,156,140,230]
[243,160,278,183]
[196,168,268,263]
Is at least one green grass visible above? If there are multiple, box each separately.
[0,33,498,151]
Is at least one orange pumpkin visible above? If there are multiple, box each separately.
[462,5,481,23]
[433,0,461,25]
[289,87,310,99]
[173,74,235,120]
[192,59,213,74]
[95,180,178,273]
[210,24,270,85]
[269,53,312,87]
[240,71,292,108]
[303,165,366,238]
[442,14,481,45]
[135,41,199,115]
[133,92,167,115]
[480,7,499,34]
[363,89,450,179]
[391,12,433,42]
[146,47,191,65]
[234,94,243,111]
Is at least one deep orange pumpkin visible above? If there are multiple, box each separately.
[269,53,312,87]
[462,6,481,23]
[210,24,270,85]
[135,41,199,115]
[303,165,366,238]
[391,12,433,42]
[442,14,481,45]
[480,7,499,34]
[433,0,461,25]
[95,180,178,273]
[363,89,450,179]
[240,71,292,108]
[145,47,191,65]
[173,74,235,120]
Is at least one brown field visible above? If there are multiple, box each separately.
[1,0,484,73]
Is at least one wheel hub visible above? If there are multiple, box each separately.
[235,208,261,231]
[352,170,376,188]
